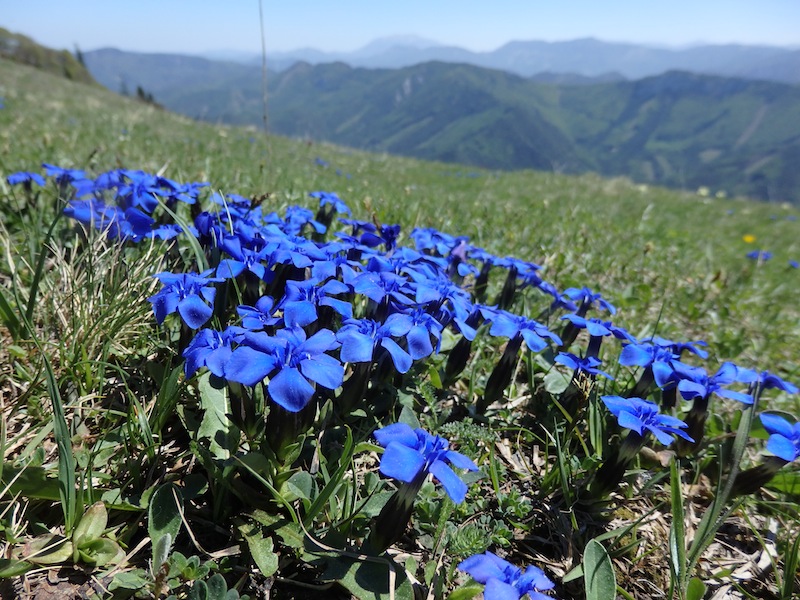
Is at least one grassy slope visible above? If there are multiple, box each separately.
[2,56,799,382]
[3,55,800,599]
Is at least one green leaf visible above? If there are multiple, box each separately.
[669,458,686,596]
[24,535,73,565]
[206,573,229,600]
[318,555,414,600]
[0,558,33,578]
[544,368,571,395]
[584,538,616,600]
[107,570,151,591]
[188,579,208,600]
[197,372,240,460]
[686,577,707,600]
[281,470,314,503]
[240,524,279,577]
[72,501,108,547]
[304,426,354,526]
[446,581,484,600]
[76,538,124,566]
[0,462,62,501]
[248,510,304,549]
[148,483,183,555]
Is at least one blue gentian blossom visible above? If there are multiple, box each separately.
[760,413,800,463]
[457,552,555,600]
[237,296,282,331]
[183,326,244,378]
[282,205,326,236]
[409,227,468,257]
[746,249,772,261]
[351,271,416,308]
[336,315,414,373]
[224,327,343,412]
[43,163,88,186]
[7,171,46,187]
[487,309,562,352]
[677,362,757,404]
[562,287,616,315]
[310,191,351,216]
[217,235,275,281]
[148,270,223,329]
[602,396,693,445]
[752,371,799,395]
[555,352,613,379]
[374,423,478,504]
[278,278,353,327]
[398,307,445,359]
[646,335,709,360]
[561,314,634,345]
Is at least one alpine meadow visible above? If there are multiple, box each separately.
[1,31,800,600]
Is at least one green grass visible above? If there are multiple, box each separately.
[1,56,800,599]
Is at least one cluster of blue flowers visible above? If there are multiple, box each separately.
[10,164,800,598]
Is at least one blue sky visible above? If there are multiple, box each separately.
[3,1,799,54]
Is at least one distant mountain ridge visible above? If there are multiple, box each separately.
[81,47,800,203]
[204,36,800,84]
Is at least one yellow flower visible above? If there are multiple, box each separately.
[743,234,756,244]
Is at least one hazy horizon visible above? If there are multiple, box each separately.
[3,0,799,57]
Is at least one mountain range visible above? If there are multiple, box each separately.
[205,36,800,85]
[82,46,800,203]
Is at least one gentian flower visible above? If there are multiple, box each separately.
[562,286,616,315]
[237,296,282,331]
[7,171,46,187]
[367,423,478,553]
[677,362,757,405]
[183,326,244,378]
[746,249,772,261]
[555,352,614,380]
[224,327,343,412]
[311,190,351,216]
[458,552,555,600]
[278,278,352,328]
[602,396,693,446]
[586,396,692,500]
[374,423,478,504]
[148,270,223,329]
[336,315,413,373]
[732,413,800,495]
[760,413,800,463]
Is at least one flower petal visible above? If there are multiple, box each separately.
[429,460,468,503]
[379,442,426,483]
[268,367,315,412]
[177,295,213,329]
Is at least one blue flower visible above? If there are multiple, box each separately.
[7,171,46,187]
[278,278,352,328]
[183,326,244,378]
[563,286,616,315]
[677,362,757,404]
[374,423,478,504]
[336,315,413,373]
[310,190,351,216]
[224,327,343,412]
[487,309,562,352]
[458,551,555,600]
[555,352,614,379]
[760,413,800,463]
[602,396,693,445]
[148,270,223,329]
[746,249,772,261]
[752,371,799,395]
[237,296,282,331]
